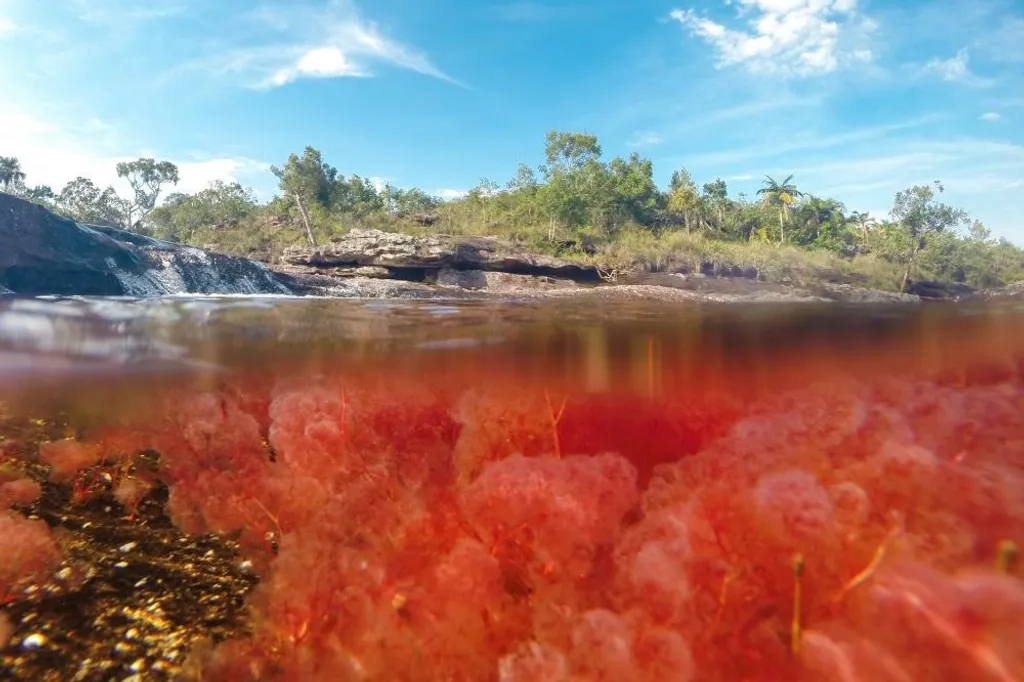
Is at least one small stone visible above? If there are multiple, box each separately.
[22,633,47,649]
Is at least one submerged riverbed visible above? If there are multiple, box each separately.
[1,295,1023,681]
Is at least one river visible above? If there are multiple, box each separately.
[1,295,1022,681]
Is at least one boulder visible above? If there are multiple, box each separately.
[904,279,975,300]
[0,193,293,297]
[281,229,601,282]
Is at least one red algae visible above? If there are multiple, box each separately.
[1,298,1024,680]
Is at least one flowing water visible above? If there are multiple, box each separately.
[1,295,1023,682]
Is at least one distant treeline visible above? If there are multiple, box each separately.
[2,130,1022,292]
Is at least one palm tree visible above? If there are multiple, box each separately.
[0,156,26,192]
[756,174,803,244]
[848,210,877,249]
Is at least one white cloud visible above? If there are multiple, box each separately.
[368,176,390,193]
[979,111,1002,122]
[194,0,462,89]
[0,106,271,199]
[669,0,876,77]
[922,48,992,87]
[263,47,367,87]
[627,131,663,147]
[0,15,14,35]
[435,188,467,200]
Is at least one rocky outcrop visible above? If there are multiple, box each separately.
[904,279,976,300]
[6,194,1011,305]
[0,193,292,297]
[961,281,1024,302]
[281,229,602,283]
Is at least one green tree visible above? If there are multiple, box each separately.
[272,147,338,246]
[608,152,658,228]
[886,181,970,292]
[667,169,701,232]
[23,185,56,206]
[382,185,438,217]
[115,158,180,231]
[56,177,125,226]
[756,174,803,244]
[667,168,700,232]
[148,181,259,243]
[506,163,542,225]
[539,131,605,235]
[0,156,26,192]
[701,179,729,232]
[793,196,847,249]
[543,131,602,175]
[332,174,384,217]
[848,210,877,250]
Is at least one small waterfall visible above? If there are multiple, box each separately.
[0,193,294,297]
[83,225,293,297]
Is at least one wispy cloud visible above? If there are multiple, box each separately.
[669,0,876,78]
[68,0,192,26]
[784,138,1024,238]
[627,131,663,148]
[0,15,13,35]
[185,0,462,89]
[679,114,940,167]
[985,14,1024,63]
[921,48,992,87]
[979,111,1002,122]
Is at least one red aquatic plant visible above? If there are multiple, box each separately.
[14,351,1024,681]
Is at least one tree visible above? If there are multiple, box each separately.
[848,210,877,249]
[506,164,542,225]
[332,174,385,217]
[507,163,538,192]
[701,179,729,231]
[793,196,847,249]
[382,185,438,217]
[539,131,605,235]
[272,147,338,247]
[0,156,26,192]
[608,152,659,228]
[543,131,602,176]
[56,177,125,226]
[115,158,180,231]
[667,169,702,233]
[756,174,803,244]
[887,181,970,292]
[148,181,259,243]
[23,185,56,206]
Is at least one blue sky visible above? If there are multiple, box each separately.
[1,0,1022,240]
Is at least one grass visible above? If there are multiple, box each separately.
[561,227,907,291]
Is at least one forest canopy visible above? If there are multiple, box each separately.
[1,130,1022,293]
